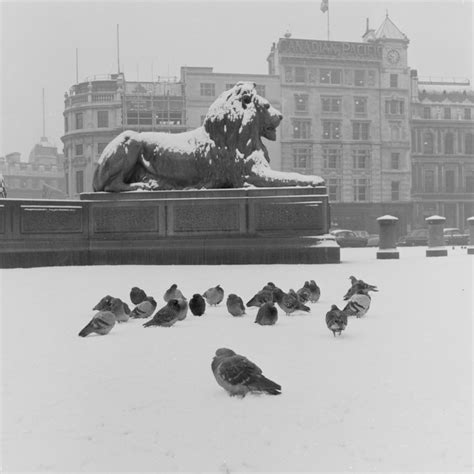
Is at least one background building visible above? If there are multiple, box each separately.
[410,71,474,231]
[267,15,412,234]
[0,137,65,199]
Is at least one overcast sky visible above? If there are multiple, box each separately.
[1,0,472,161]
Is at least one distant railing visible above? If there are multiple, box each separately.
[70,94,88,105]
[92,93,116,102]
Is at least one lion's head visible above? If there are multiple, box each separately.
[204,82,282,162]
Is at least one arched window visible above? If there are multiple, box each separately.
[423,132,434,154]
[465,133,474,154]
[445,132,454,154]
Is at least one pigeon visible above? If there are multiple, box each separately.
[113,297,130,323]
[203,285,224,306]
[343,282,377,318]
[226,294,246,317]
[189,294,206,316]
[343,277,377,300]
[164,284,185,302]
[325,304,348,337]
[307,280,321,303]
[246,288,274,308]
[296,284,311,304]
[130,287,148,305]
[92,295,113,311]
[255,301,278,326]
[272,288,310,316]
[211,348,281,397]
[143,299,181,327]
[176,298,188,321]
[78,298,123,337]
[130,296,157,319]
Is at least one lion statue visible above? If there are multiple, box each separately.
[93,82,324,192]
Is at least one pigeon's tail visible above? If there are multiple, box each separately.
[298,303,311,312]
[254,376,282,395]
[78,324,92,337]
[143,320,154,328]
[246,296,258,307]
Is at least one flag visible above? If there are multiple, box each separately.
[320,0,328,13]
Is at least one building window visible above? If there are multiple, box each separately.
[390,74,398,88]
[322,147,341,169]
[385,99,405,115]
[352,149,370,169]
[354,97,367,115]
[464,108,471,120]
[367,70,376,86]
[255,85,266,97]
[295,94,308,113]
[127,111,152,126]
[294,67,306,83]
[391,181,400,201]
[391,152,400,169]
[465,133,474,154]
[64,116,69,132]
[76,170,84,194]
[75,144,83,156]
[353,178,369,201]
[352,122,370,140]
[445,169,455,192]
[97,110,109,128]
[285,67,293,83]
[320,68,342,85]
[424,170,435,192]
[225,83,235,91]
[321,96,342,113]
[327,178,341,201]
[443,107,451,119]
[200,83,215,96]
[445,132,454,154]
[423,132,434,154]
[293,147,312,171]
[322,121,341,140]
[354,70,365,87]
[97,142,108,155]
[466,175,474,192]
[75,112,83,129]
[292,120,311,139]
[423,107,431,119]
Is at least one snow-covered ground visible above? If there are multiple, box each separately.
[1,247,472,473]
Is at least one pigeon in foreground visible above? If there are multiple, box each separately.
[130,296,157,319]
[226,294,246,317]
[272,288,310,316]
[254,301,278,326]
[211,348,281,397]
[325,304,348,337]
[189,294,206,316]
[143,299,181,327]
[92,295,113,311]
[79,298,124,337]
[343,282,377,318]
[296,284,311,304]
[130,287,148,305]
[203,285,224,306]
[176,298,188,321]
[164,284,185,302]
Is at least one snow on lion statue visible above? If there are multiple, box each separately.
[93,82,324,192]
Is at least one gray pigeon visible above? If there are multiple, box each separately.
[176,298,188,321]
[143,299,181,327]
[130,287,148,305]
[164,284,185,302]
[272,288,310,316]
[79,298,123,337]
[254,301,278,326]
[325,304,348,337]
[189,294,206,316]
[130,296,157,319]
[211,348,281,397]
[226,294,246,317]
[203,285,224,306]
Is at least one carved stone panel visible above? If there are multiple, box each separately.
[170,202,242,234]
[92,206,158,233]
[20,206,83,234]
[253,201,323,232]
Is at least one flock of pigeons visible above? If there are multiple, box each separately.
[78,276,378,397]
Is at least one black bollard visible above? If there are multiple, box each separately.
[376,215,399,259]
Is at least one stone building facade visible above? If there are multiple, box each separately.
[410,71,474,230]
[266,16,412,233]
[0,138,65,199]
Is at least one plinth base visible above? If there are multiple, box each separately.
[377,251,399,259]
[426,248,448,257]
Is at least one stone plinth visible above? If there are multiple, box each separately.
[376,215,399,259]
[467,217,474,255]
[425,215,447,257]
[0,187,339,268]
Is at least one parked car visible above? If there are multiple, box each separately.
[330,229,368,247]
[443,228,469,246]
[354,230,369,239]
[397,228,429,246]
[367,234,380,247]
